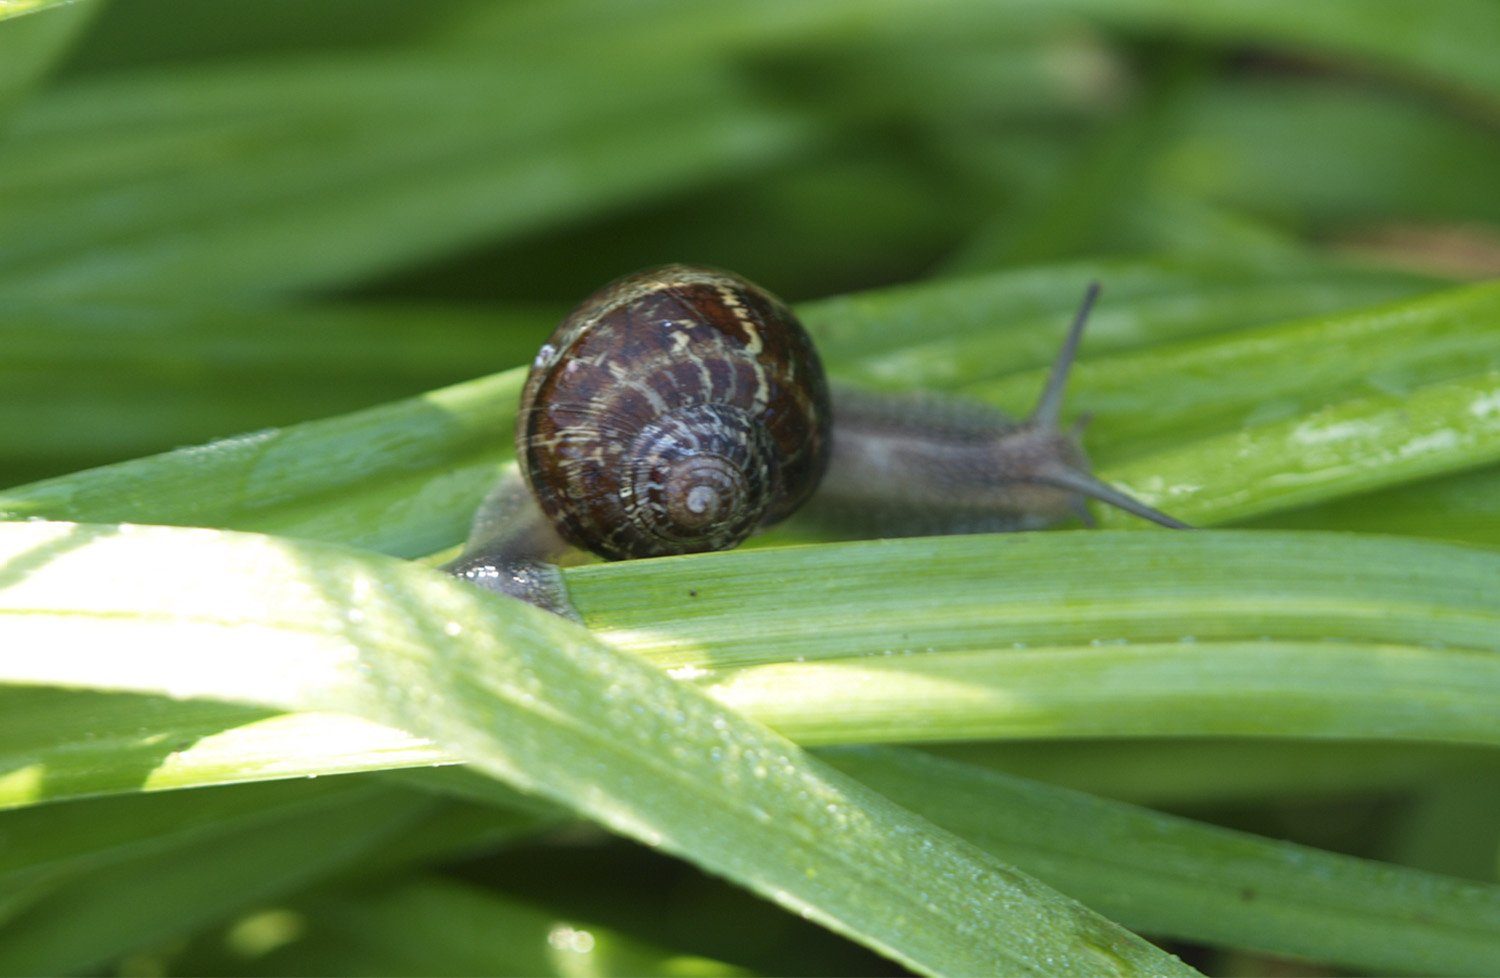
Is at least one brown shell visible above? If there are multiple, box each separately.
[517,264,831,560]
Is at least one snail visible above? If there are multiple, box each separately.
[445,264,1186,618]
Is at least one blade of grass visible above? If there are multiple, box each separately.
[450,0,1500,115]
[1161,78,1500,227]
[172,876,750,978]
[1097,370,1500,526]
[0,0,83,25]
[0,1,94,111]
[0,779,394,899]
[1054,0,1500,114]
[0,369,523,557]
[0,521,1194,977]
[0,297,551,471]
[5,722,1498,975]
[1244,463,1500,548]
[569,531,1500,746]
[7,530,1500,799]
[924,739,1500,808]
[964,279,1500,464]
[57,0,484,73]
[10,684,1494,811]
[0,687,445,807]
[829,746,1500,976]
[0,54,812,298]
[803,259,1433,378]
[0,782,436,976]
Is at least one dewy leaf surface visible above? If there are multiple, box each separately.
[0,521,1194,978]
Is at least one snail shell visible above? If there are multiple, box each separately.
[517,264,831,560]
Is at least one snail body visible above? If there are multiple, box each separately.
[448,264,1184,617]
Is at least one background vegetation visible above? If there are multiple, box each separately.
[2,1,1499,975]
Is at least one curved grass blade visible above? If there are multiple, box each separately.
[0,521,1194,977]
[11,688,1493,811]
[803,259,1431,382]
[6,720,1499,974]
[924,738,1500,808]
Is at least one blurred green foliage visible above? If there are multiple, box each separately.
[2,1,1500,976]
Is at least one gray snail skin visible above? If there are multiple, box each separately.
[446,265,1186,617]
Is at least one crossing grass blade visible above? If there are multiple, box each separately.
[0,521,1196,978]
[7,528,1500,809]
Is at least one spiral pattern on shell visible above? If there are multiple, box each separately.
[517,264,831,560]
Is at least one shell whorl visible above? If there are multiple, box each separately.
[625,403,773,552]
[518,264,831,561]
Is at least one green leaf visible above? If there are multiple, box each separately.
[174,877,750,977]
[1248,463,1500,548]
[0,779,391,898]
[926,738,1500,808]
[0,781,435,976]
[572,531,1500,746]
[0,370,522,557]
[0,521,1193,977]
[965,279,1500,462]
[0,1,95,111]
[806,258,1433,389]
[0,54,811,298]
[1159,78,1500,228]
[1052,0,1500,111]
[0,0,83,25]
[0,687,444,807]
[8,529,1500,799]
[831,746,1500,976]
[1100,369,1500,526]
[0,296,551,475]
